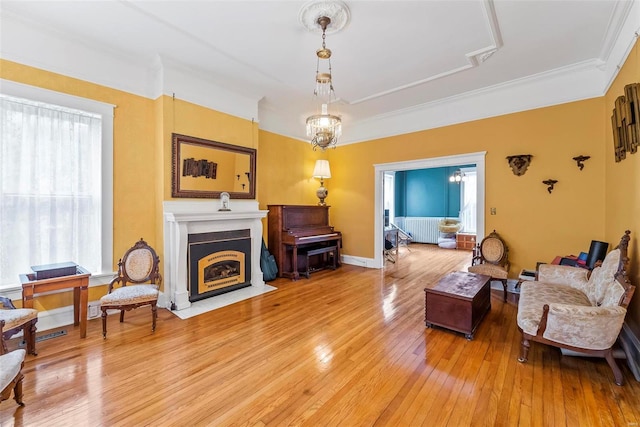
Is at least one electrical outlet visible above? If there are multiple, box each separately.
[88,304,99,318]
[490,207,497,215]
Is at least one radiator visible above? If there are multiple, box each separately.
[394,217,444,244]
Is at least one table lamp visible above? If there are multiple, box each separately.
[312,160,331,206]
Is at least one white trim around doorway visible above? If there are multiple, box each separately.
[372,152,487,269]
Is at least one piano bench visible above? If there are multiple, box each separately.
[300,245,338,279]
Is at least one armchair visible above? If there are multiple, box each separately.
[0,296,38,355]
[100,238,161,338]
[468,230,509,302]
[517,231,635,385]
[0,320,26,406]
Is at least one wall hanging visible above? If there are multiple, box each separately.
[542,179,558,194]
[506,154,533,176]
[572,155,590,170]
[611,82,639,162]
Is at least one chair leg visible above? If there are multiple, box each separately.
[604,349,624,386]
[151,302,157,333]
[101,308,108,339]
[501,279,508,302]
[120,310,125,323]
[518,335,530,362]
[14,371,24,406]
[24,320,37,356]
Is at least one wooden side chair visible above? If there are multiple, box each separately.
[0,320,26,406]
[468,230,510,302]
[0,296,38,356]
[100,238,161,338]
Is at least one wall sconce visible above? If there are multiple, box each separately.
[506,154,533,176]
[542,179,558,194]
[572,155,590,170]
[449,169,464,184]
[312,159,331,206]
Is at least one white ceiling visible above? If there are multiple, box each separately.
[1,0,638,144]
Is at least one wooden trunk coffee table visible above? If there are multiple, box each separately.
[424,271,491,340]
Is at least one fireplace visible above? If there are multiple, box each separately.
[162,200,268,311]
[188,230,251,301]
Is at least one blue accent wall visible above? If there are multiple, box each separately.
[395,165,473,218]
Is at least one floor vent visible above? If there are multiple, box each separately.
[35,330,67,343]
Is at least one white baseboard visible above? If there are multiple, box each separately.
[16,301,104,335]
[341,255,377,269]
[619,323,640,381]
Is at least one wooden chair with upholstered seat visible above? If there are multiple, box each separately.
[0,320,26,406]
[0,296,38,356]
[100,238,161,338]
[468,230,510,302]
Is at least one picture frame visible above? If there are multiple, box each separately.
[171,133,256,199]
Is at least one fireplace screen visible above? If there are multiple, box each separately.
[188,230,251,302]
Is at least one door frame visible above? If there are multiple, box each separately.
[373,151,486,268]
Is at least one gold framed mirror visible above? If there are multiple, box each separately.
[171,133,256,199]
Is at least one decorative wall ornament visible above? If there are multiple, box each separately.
[611,82,639,162]
[572,155,591,170]
[298,0,350,34]
[506,154,533,176]
[542,179,558,194]
[182,158,217,179]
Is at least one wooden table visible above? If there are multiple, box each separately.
[424,271,491,340]
[20,266,91,338]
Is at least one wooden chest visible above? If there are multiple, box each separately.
[424,271,491,340]
[456,233,476,250]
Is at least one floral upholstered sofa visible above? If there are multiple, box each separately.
[517,231,635,385]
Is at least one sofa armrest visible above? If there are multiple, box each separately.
[538,264,589,289]
[543,303,626,350]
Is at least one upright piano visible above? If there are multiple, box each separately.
[267,205,342,280]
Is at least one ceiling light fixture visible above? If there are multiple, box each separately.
[305,15,341,151]
[299,1,349,150]
[449,169,465,184]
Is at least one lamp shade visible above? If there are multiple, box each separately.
[313,160,332,179]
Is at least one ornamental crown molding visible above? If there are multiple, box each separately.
[298,0,350,34]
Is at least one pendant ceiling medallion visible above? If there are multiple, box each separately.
[298,0,350,35]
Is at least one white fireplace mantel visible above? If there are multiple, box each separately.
[162,200,268,310]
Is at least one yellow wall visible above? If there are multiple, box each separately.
[604,41,640,335]
[257,130,324,208]
[1,59,158,311]
[257,99,607,276]
[160,96,257,201]
[2,43,639,338]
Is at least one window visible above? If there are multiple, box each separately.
[0,80,113,287]
[383,171,395,226]
[459,167,477,233]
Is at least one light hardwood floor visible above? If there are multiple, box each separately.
[2,244,639,426]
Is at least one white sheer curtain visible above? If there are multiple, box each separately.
[459,168,477,233]
[0,95,102,286]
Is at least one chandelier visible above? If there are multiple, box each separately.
[305,15,342,151]
[449,169,465,184]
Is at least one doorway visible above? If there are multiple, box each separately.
[373,152,486,268]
